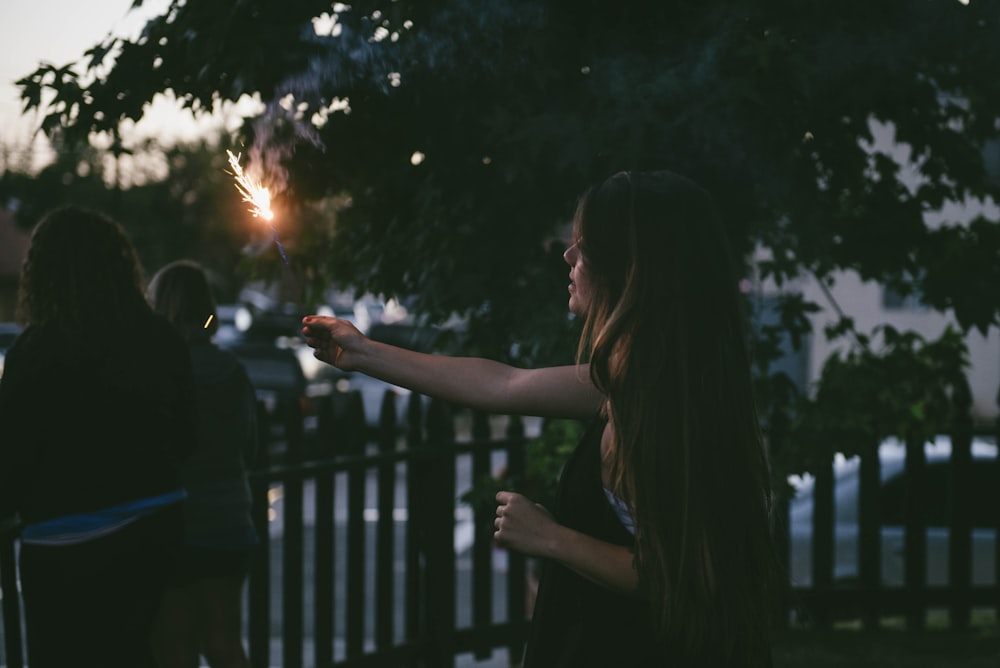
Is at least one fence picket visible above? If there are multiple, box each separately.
[949,378,974,629]
[422,397,457,667]
[903,431,929,630]
[505,415,528,663]
[376,390,398,649]
[470,411,494,660]
[404,392,424,666]
[858,435,882,629]
[811,440,834,627]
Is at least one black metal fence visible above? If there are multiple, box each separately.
[2,384,999,667]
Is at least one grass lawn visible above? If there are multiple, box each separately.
[773,610,1000,667]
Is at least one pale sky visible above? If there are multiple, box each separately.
[0,0,233,169]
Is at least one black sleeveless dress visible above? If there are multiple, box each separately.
[522,418,664,667]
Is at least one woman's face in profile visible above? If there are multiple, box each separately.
[563,241,592,317]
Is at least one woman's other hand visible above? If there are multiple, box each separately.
[493,491,558,558]
[496,489,640,594]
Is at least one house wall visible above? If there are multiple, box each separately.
[796,271,999,427]
[756,119,1000,429]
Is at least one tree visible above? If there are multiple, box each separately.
[16,0,1000,480]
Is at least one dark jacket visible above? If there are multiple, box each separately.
[0,314,198,525]
[523,418,662,667]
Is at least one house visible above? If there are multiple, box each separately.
[756,120,1000,429]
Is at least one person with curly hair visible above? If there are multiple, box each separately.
[0,206,198,668]
[302,171,779,667]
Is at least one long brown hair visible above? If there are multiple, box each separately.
[16,206,150,350]
[574,171,776,665]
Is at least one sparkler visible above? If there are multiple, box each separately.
[225,149,290,269]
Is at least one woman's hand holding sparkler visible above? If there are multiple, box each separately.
[304,313,562,416]
[301,316,366,371]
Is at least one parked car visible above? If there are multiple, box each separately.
[0,322,23,380]
[788,435,998,588]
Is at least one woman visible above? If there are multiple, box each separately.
[148,259,259,668]
[0,206,198,668]
[302,170,778,666]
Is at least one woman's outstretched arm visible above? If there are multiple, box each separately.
[302,315,603,419]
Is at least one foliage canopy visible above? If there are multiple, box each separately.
[13,0,1000,480]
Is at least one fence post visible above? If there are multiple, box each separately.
[345,390,368,659]
[471,410,494,659]
[764,403,791,630]
[248,403,272,668]
[375,389,399,649]
[772,493,791,628]
[811,439,834,627]
[903,431,928,630]
[505,415,528,663]
[948,377,974,629]
[313,392,339,667]
[422,397,457,668]
[857,434,882,629]
[248,477,273,668]
[282,462,305,668]
[405,392,426,667]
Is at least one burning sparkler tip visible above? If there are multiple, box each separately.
[225,148,274,221]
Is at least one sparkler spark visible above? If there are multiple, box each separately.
[226,149,274,221]
[225,149,290,269]
[203,314,214,329]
